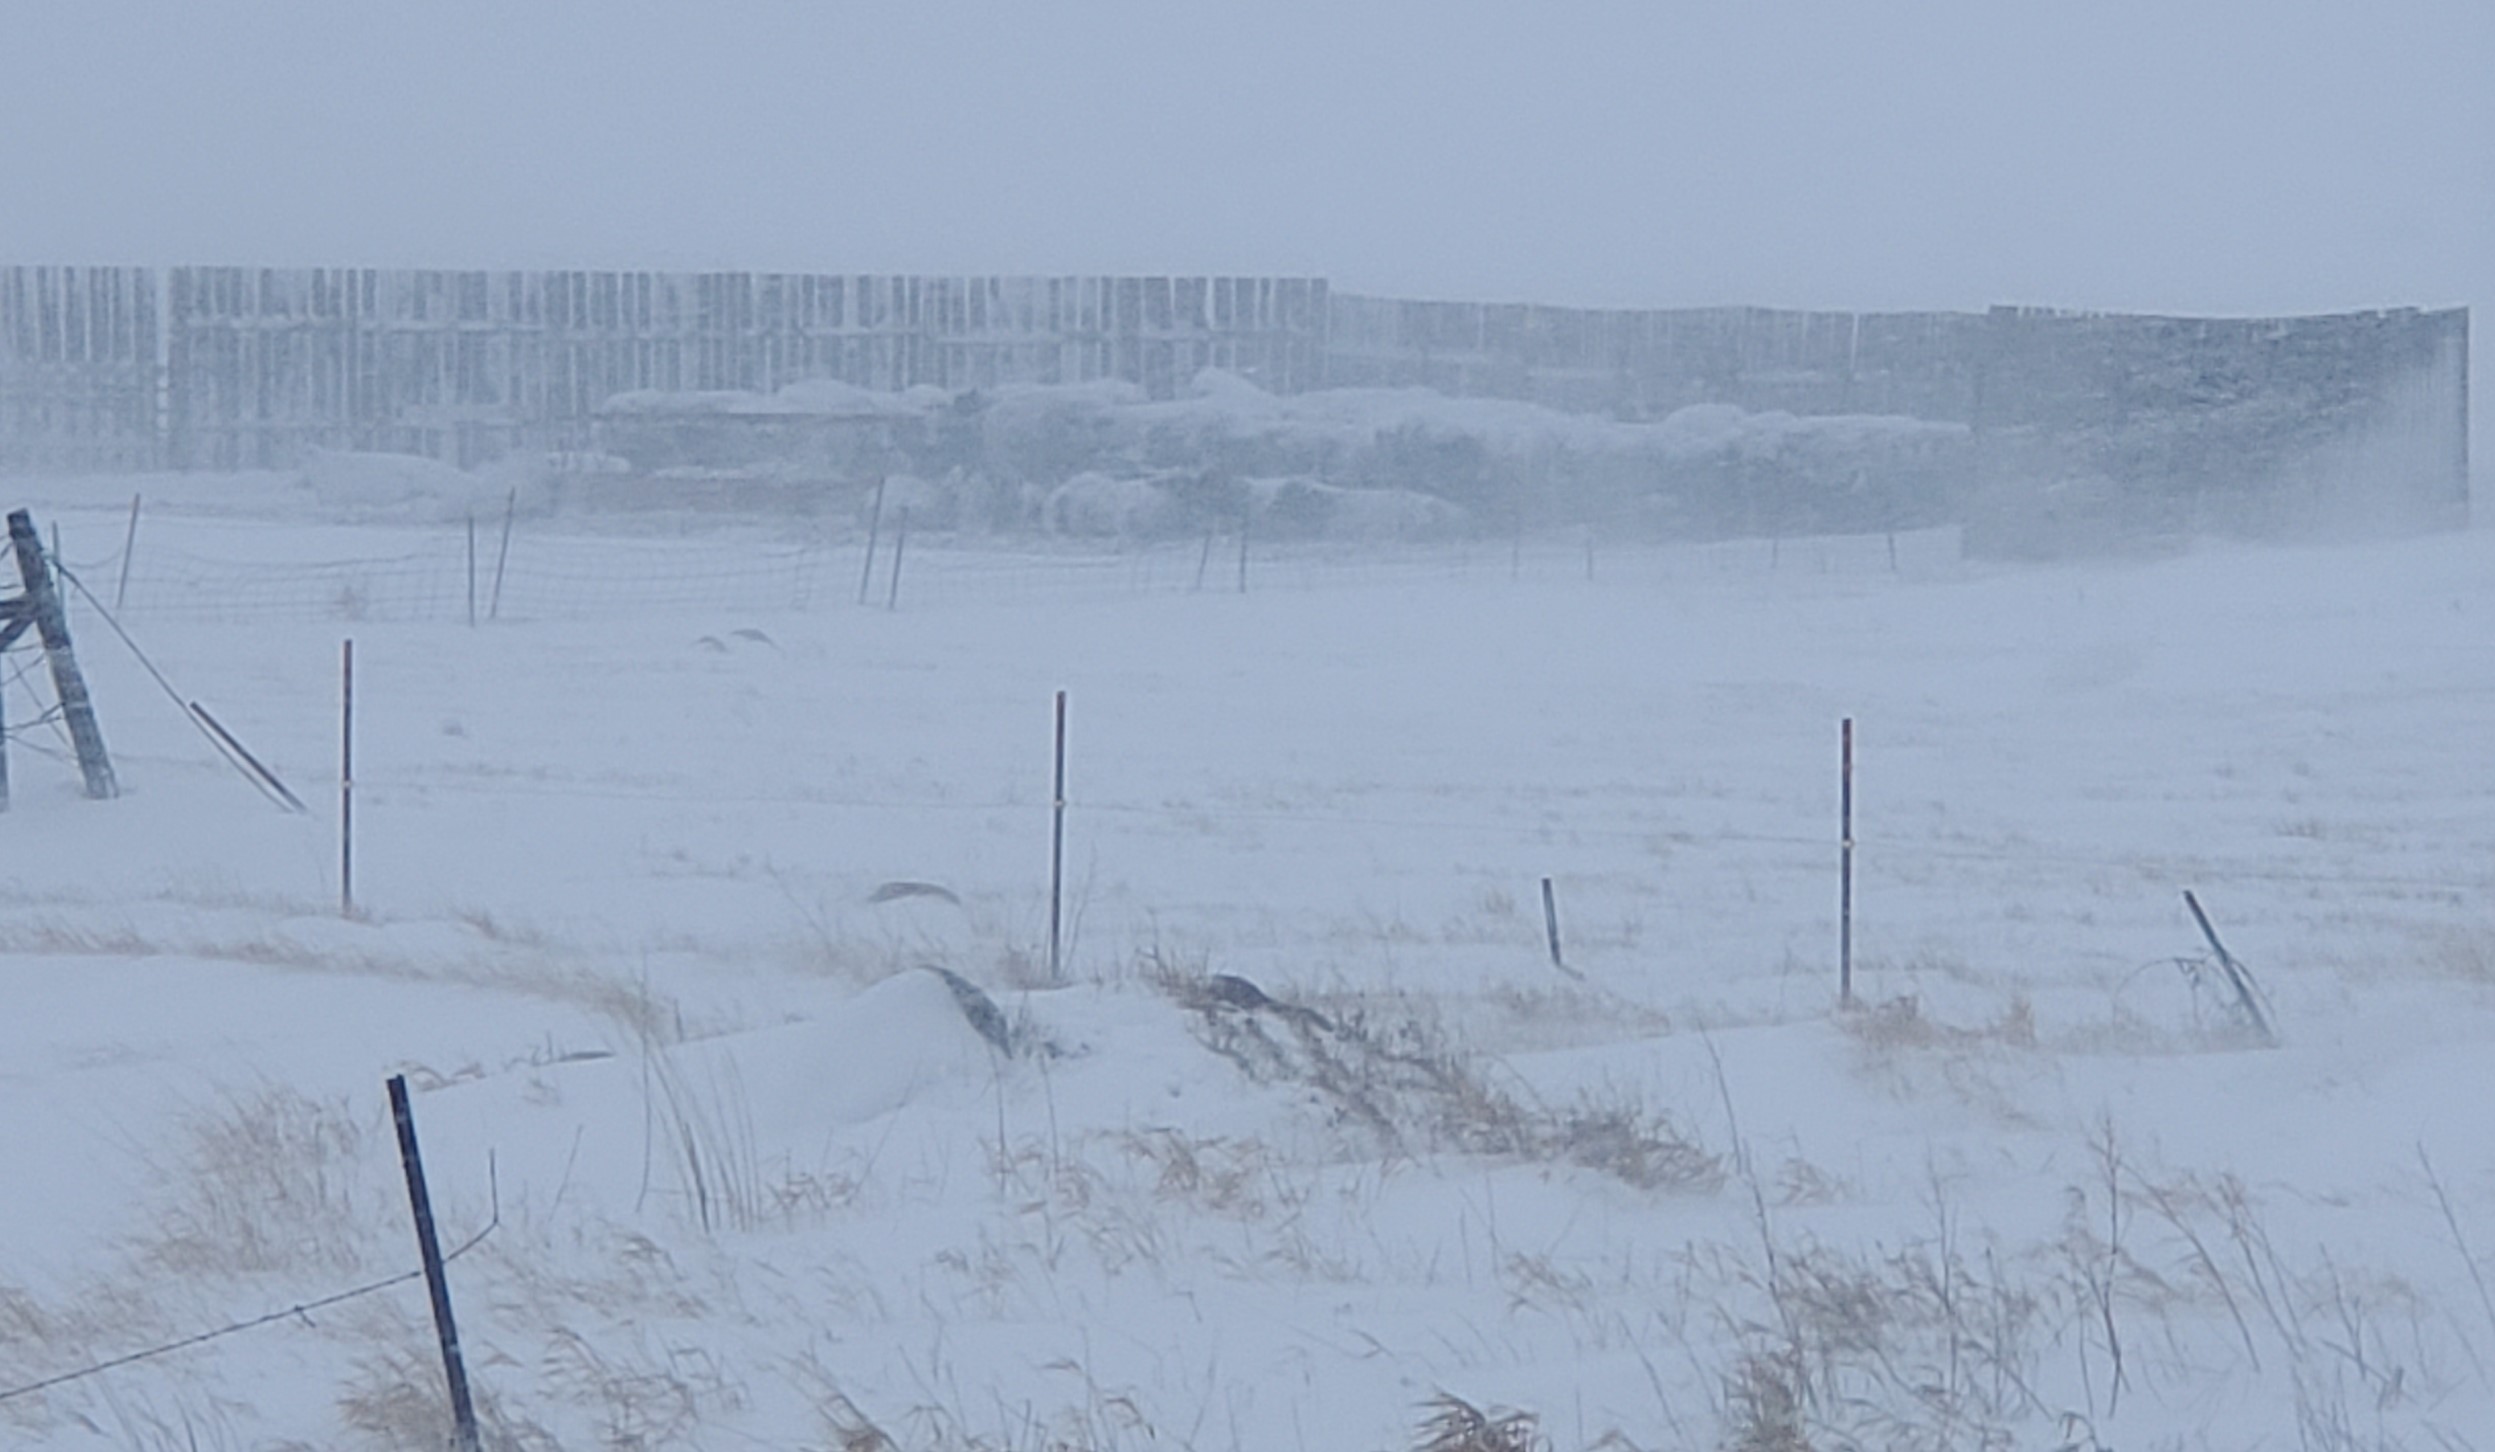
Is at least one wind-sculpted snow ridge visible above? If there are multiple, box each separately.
[0,511,2489,1447]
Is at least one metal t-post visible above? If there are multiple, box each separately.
[1048,690,1068,983]
[1839,718,1855,1008]
[386,1075,483,1452]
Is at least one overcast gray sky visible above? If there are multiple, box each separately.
[2,2,2484,358]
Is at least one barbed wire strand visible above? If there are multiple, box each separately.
[0,1170,498,1407]
[45,525,2485,896]
[91,519,1938,625]
[3,650,74,752]
[49,557,301,811]
[319,768,2494,899]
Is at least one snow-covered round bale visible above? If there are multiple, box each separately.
[1045,472,1177,537]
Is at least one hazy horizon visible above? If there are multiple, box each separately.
[6,10,2495,1446]
[3,1,2485,475]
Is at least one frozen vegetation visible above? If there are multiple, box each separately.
[0,469,2486,1450]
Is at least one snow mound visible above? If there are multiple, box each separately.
[1047,471,1175,537]
[1247,476,1469,539]
[302,449,501,521]
[700,967,1010,1138]
[297,449,569,523]
[872,472,953,524]
[602,379,944,417]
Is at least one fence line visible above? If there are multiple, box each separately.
[105,534,834,624]
[329,763,2487,900]
[0,1177,496,1407]
[37,515,2472,898]
[64,519,1963,626]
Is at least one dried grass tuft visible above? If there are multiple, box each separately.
[1840,993,2035,1053]
[1167,973,1719,1193]
[132,1085,380,1282]
[1413,1392,1545,1452]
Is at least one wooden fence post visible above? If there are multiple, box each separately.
[386,1075,483,1452]
[7,510,116,799]
[1540,876,1564,970]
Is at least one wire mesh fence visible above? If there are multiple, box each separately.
[82,518,1965,626]
[106,533,833,624]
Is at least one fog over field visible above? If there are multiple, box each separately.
[3,0,2487,469]
[0,4,2488,1449]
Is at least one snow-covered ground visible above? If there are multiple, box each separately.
[0,475,2490,1449]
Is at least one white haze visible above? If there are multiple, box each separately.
[3,9,2495,1446]
[1,0,2485,488]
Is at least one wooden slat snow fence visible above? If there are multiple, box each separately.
[0,265,2468,533]
[156,271,1332,469]
[0,266,159,474]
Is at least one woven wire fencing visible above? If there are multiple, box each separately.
[84,521,1961,626]
[105,532,832,624]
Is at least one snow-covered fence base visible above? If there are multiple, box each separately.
[79,523,1961,626]
[104,534,829,625]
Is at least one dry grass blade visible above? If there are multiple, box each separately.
[820,1391,899,1452]
[1722,1351,1810,1452]
[1414,1392,1545,1452]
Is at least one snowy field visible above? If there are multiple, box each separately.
[1,478,2492,1450]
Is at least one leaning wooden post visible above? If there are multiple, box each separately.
[7,510,116,798]
[1235,517,1250,594]
[386,1074,484,1452]
[114,492,142,611]
[340,640,356,918]
[464,513,478,628]
[1540,876,1564,970]
[1048,689,1068,984]
[856,475,887,606]
[885,508,910,612]
[1839,717,1855,1008]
